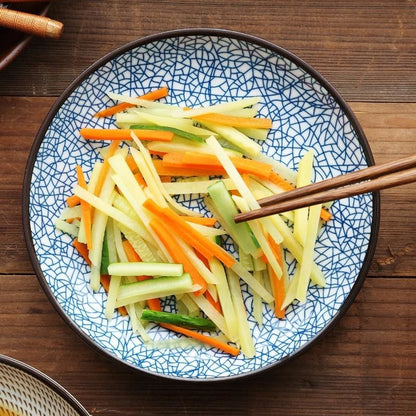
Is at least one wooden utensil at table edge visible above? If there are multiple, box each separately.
[234,153,416,223]
[0,7,63,39]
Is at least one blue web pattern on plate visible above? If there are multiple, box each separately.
[28,34,373,380]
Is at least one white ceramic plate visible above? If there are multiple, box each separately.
[23,29,379,381]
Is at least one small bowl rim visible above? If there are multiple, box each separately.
[22,28,380,382]
[0,3,51,71]
[0,354,89,415]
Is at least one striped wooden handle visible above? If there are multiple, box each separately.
[0,8,63,38]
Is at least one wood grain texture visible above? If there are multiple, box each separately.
[0,0,415,101]
[1,3,415,414]
[0,97,53,273]
[1,275,415,415]
[350,103,416,277]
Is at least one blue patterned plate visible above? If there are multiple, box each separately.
[23,29,379,381]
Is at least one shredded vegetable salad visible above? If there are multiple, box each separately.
[55,86,332,358]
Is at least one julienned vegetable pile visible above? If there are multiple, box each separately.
[55,86,332,358]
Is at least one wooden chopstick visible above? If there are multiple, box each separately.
[0,7,63,38]
[234,153,416,223]
[259,152,416,207]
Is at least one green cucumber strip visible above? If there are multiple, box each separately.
[107,262,183,277]
[100,232,110,274]
[246,223,260,248]
[115,273,194,307]
[214,235,223,247]
[207,180,259,255]
[130,124,203,142]
[141,309,216,331]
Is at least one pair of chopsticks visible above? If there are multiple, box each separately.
[234,153,416,223]
[0,1,63,39]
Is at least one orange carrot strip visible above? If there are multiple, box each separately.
[205,290,222,314]
[161,323,240,356]
[148,149,167,157]
[144,199,236,268]
[161,153,224,174]
[267,235,284,275]
[160,176,172,183]
[76,165,93,250]
[183,216,217,226]
[267,235,286,319]
[192,253,221,314]
[144,200,207,257]
[165,220,214,261]
[126,154,139,174]
[231,156,273,179]
[94,86,169,118]
[67,194,80,207]
[122,239,141,262]
[194,248,210,268]
[67,141,120,209]
[241,173,251,187]
[134,172,147,188]
[162,152,272,180]
[161,151,185,165]
[153,159,224,177]
[320,208,332,222]
[146,298,162,312]
[94,140,121,198]
[72,238,91,266]
[268,171,295,192]
[150,221,207,296]
[80,128,174,142]
[144,200,214,261]
[149,218,208,295]
[100,274,128,316]
[122,240,162,310]
[66,218,75,224]
[268,265,286,319]
[182,152,273,179]
[191,113,272,129]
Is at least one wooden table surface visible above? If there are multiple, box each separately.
[1,1,415,415]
